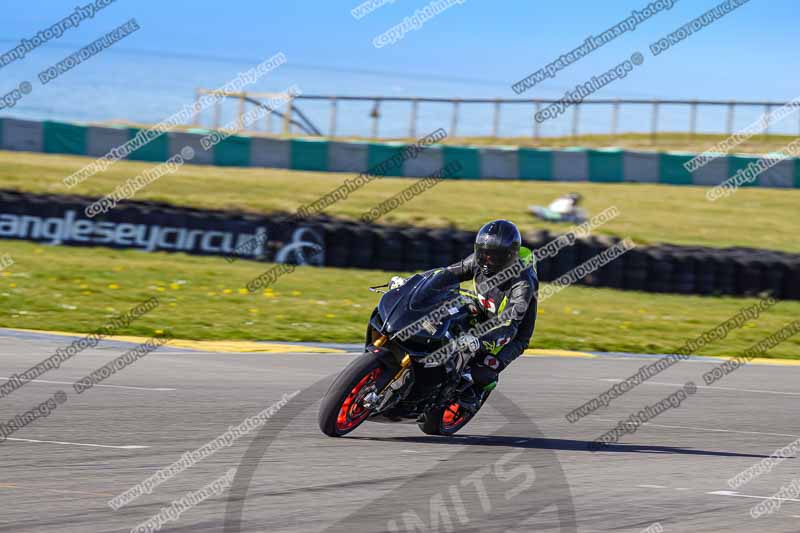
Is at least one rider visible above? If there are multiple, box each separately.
[390,220,539,403]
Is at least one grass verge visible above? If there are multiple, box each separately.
[1,150,799,253]
[0,240,797,358]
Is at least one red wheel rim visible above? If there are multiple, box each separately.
[441,402,467,430]
[336,368,382,432]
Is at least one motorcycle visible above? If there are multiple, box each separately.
[318,269,493,437]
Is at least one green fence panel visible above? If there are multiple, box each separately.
[290,139,329,171]
[587,149,624,182]
[796,157,800,188]
[367,143,405,176]
[214,135,251,167]
[728,155,764,188]
[659,153,694,185]
[517,148,552,180]
[127,128,169,162]
[442,146,480,179]
[43,121,86,155]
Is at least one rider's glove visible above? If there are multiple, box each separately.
[456,334,480,355]
[389,276,406,290]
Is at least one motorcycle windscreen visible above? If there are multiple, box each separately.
[408,270,461,312]
[377,271,461,338]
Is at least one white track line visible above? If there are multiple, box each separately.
[637,484,667,489]
[5,437,148,449]
[0,377,175,392]
[594,418,800,439]
[598,378,800,396]
[708,490,800,504]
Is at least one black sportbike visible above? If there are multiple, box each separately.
[318,270,493,437]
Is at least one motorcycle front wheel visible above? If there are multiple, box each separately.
[318,352,392,437]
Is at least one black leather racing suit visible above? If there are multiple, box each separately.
[444,251,539,385]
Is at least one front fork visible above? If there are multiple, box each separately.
[362,336,414,412]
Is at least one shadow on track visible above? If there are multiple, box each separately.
[346,434,774,458]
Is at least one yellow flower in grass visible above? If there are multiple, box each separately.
[156,287,166,292]
[207,291,217,296]
[80,284,89,289]
[108,283,119,289]
[169,283,180,290]
[82,291,92,295]
[238,288,248,295]
[291,290,301,296]
[155,329,164,335]
[325,313,337,318]
[9,283,16,288]
[249,308,259,314]
[263,292,276,298]
[112,266,124,272]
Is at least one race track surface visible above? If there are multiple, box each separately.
[0,331,799,532]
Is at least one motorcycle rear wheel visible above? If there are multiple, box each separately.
[417,391,491,436]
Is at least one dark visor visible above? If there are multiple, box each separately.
[477,248,511,267]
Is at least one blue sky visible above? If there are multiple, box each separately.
[0,0,796,134]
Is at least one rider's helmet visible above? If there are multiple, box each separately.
[474,220,521,276]
[566,192,582,204]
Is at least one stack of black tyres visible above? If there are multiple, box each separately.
[784,257,800,300]
[693,251,715,296]
[320,221,351,268]
[733,253,763,297]
[645,248,673,293]
[552,240,577,281]
[3,190,800,301]
[670,249,695,295]
[710,251,735,296]
[350,225,375,269]
[596,236,625,289]
[374,226,406,272]
[450,230,474,266]
[401,227,433,271]
[573,236,599,287]
[429,228,454,269]
[623,247,648,291]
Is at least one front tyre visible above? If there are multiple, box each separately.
[318,352,388,437]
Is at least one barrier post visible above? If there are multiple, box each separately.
[451,99,460,138]
[409,98,418,138]
[329,97,338,138]
[650,100,660,145]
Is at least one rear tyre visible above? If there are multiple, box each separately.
[418,391,491,436]
[318,352,390,437]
